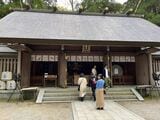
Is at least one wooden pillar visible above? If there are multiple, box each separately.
[17,50,21,74]
[58,52,67,88]
[148,53,154,85]
[136,53,149,85]
[0,59,2,76]
[21,51,31,88]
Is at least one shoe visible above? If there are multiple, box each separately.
[97,108,100,110]
[100,107,104,110]
[81,97,84,102]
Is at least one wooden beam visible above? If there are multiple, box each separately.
[1,37,160,47]
[145,47,160,54]
[7,44,32,52]
[137,47,160,55]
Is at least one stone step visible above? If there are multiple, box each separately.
[44,88,132,93]
[45,90,132,94]
[107,91,134,95]
[43,95,137,101]
[38,87,140,103]
[42,99,138,103]
[44,91,133,97]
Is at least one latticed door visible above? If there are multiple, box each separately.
[0,58,17,76]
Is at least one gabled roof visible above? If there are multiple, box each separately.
[0,11,160,44]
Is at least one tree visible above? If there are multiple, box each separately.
[69,0,81,11]
[23,0,44,9]
[0,0,22,18]
[81,0,122,13]
[0,0,4,6]
[123,0,160,26]
[44,0,57,9]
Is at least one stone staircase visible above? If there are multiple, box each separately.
[36,87,142,103]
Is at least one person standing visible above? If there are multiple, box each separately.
[91,65,97,77]
[102,65,111,87]
[96,74,106,110]
[89,74,97,101]
[78,73,88,101]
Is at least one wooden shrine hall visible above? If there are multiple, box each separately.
[0,10,160,88]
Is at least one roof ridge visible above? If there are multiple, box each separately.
[12,8,144,18]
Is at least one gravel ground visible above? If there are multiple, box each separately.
[0,101,73,120]
[1,98,160,120]
[118,97,160,120]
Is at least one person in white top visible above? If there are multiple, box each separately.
[91,65,97,77]
[102,65,111,87]
[78,73,88,101]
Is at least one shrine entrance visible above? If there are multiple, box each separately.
[67,62,103,86]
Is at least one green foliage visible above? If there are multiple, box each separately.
[0,5,11,18]
[0,0,46,18]
[123,0,139,12]
[0,1,21,18]
[108,3,122,13]
[145,13,160,26]
[123,0,160,26]
[81,0,122,13]
[136,0,160,14]
[31,0,44,9]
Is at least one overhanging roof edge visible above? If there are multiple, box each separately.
[1,37,160,47]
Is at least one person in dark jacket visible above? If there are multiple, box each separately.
[89,74,97,101]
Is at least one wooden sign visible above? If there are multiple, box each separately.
[49,55,54,61]
[88,56,93,62]
[82,45,91,53]
[71,56,76,61]
[66,56,70,61]
[43,55,48,61]
[99,56,103,62]
[111,56,114,62]
[114,56,119,62]
[55,55,58,61]
[82,56,87,62]
[36,55,42,61]
[93,56,99,62]
[31,55,36,61]
[125,56,130,62]
[131,56,135,62]
[77,56,82,61]
[120,56,125,62]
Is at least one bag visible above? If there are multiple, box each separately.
[78,85,80,91]
[104,89,106,94]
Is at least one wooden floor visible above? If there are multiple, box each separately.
[72,100,145,120]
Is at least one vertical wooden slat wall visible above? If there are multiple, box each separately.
[0,58,17,76]
[152,58,160,73]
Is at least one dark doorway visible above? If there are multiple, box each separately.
[30,61,58,86]
[67,62,103,85]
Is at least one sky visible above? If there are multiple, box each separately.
[3,0,128,10]
[57,0,128,10]
[116,0,128,4]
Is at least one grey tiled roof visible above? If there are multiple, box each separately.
[0,11,160,43]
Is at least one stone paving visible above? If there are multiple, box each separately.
[72,100,145,120]
[0,101,73,120]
